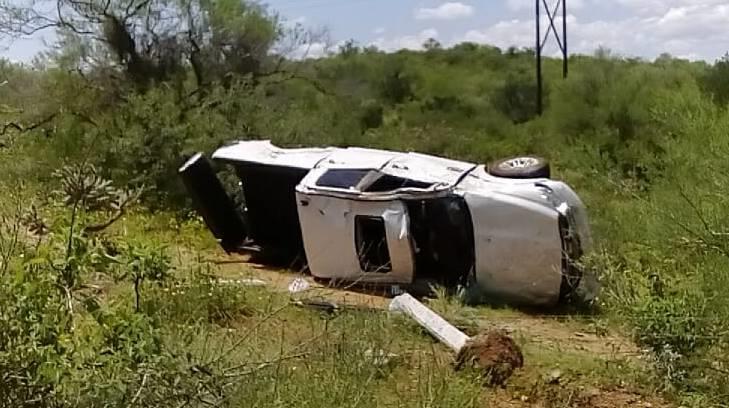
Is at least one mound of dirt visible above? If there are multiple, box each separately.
[455,329,524,386]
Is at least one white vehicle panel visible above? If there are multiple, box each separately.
[380,153,476,186]
[317,147,397,170]
[212,140,334,169]
[296,192,415,284]
[464,191,563,306]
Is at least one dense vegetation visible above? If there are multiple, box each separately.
[2,0,729,406]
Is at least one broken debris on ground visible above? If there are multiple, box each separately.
[390,293,524,386]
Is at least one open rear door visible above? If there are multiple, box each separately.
[296,192,414,284]
[179,153,248,253]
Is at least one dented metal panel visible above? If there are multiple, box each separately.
[464,191,563,306]
[296,192,415,284]
[381,153,476,187]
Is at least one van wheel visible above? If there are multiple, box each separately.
[488,156,550,179]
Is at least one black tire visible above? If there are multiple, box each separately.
[488,156,551,179]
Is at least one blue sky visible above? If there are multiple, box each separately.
[3,0,729,62]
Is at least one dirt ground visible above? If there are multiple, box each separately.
[487,316,641,360]
[455,330,525,386]
[212,255,638,357]
[488,388,671,408]
[210,254,673,408]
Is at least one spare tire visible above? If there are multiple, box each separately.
[488,156,550,179]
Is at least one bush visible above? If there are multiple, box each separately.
[0,266,71,407]
[701,54,729,106]
[115,240,172,311]
[492,73,539,124]
[359,99,384,131]
[633,292,714,356]
[379,57,415,105]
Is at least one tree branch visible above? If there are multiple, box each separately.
[83,188,143,234]
[0,113,58,137]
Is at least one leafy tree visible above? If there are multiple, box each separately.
[423,38,441,51]
[0,0,286,91]
[338,39,361,57]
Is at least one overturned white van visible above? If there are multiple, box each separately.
[180,140,592,307]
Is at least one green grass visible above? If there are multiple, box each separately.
[127,284,644,407]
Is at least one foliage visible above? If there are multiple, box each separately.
[54,163,124,210]
[634,291,714,357]
[492,72,540,123]
[701,53,729,106]
[144,276,255,326]
[0,265,71,407]
[1,0,283,90]
[114,240,171,311]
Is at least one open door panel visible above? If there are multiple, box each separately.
[296,192,414,284]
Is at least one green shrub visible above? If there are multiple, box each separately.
[114,240,172,312]
[0,266,71,407]
[633,292,714,356]
[492,73,540,123]
[359,99,384,131]
[701,54,729,106]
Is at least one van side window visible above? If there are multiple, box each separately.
[355,216,392,273]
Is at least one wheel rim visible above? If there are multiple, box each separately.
[499,157,539,170]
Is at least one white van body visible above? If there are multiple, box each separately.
[206,140,592,306]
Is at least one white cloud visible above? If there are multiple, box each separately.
[414,2,475,20]
[371,28,439,52]
[454,2,729,61]
[373,27,386,35]
[505,0,527,11]
[614,0,727,16]
[288,42,330,60]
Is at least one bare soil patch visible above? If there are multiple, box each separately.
[455,329,525,386]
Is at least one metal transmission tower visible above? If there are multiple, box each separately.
[535,0,568,115]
